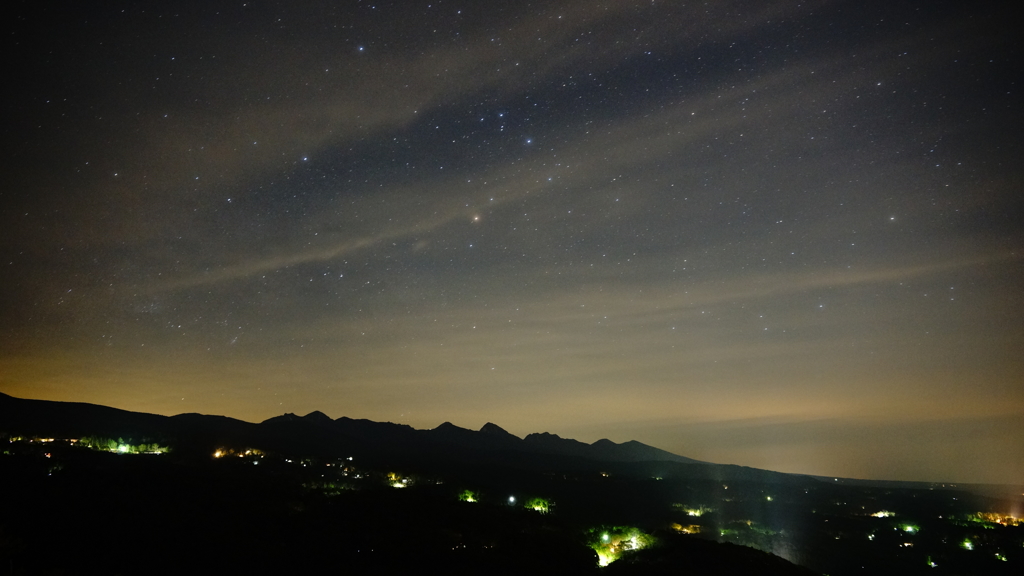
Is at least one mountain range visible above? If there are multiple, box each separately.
[0,391,805,483]
[5,392,1020,576]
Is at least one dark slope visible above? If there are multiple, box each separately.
[0,391,174,439]
[603,532,819,576]
[525,432,705,464]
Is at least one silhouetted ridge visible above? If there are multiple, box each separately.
[302,410,333,425]
[524,431,596,460]
[480,422,519,439]
[421,421,523,456]
[261,412,302,425]
[429,421,482,442]
[592,438,706,464]
[0,392,170,439]
[1,392,711,469]
[333,416,416,433]
[331,416,419,449]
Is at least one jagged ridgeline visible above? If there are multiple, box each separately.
[0,391,709,467]
[0,392,801,484]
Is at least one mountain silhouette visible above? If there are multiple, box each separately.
[0,391,794,482]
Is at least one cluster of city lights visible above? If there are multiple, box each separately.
[212,447,264,459]
[673,504,713,517]
[669,522,702,534]
[589,528,654,566]
[387,472,410,488]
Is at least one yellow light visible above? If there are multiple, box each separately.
[670,523,702,534]
[973,512,1021,526]
[684,507,708,517]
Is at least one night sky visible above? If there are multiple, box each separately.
[3,1,1021,484]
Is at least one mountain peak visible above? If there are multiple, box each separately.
[261,412,301,424]
[524,431,563,441]
[480,422,519,439]
[302,411,333,425]
[261,411,333,427]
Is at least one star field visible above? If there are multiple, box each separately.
[2,0,1022,484]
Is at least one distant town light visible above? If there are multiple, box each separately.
[525,497,550,513]
[670,523,701,534]
[674,504,712,517]
[591,528,653,567]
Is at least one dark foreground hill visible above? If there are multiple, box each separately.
[0,446,823,575]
